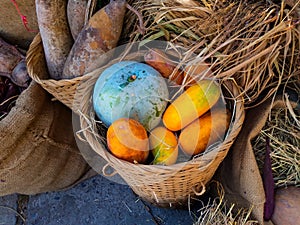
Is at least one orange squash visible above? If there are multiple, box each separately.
[179,108,231,156]
[106,118,149,163]
[163,79,221,131]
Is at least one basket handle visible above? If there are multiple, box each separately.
[102,163,118,177]
[192,182,206,196]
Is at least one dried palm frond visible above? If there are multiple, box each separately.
[123,0,300,108]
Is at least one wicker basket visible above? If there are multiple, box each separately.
[75,50,245,208]
[26,34,90,112]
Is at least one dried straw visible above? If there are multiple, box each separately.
[252,96,300,188]
[124,0,300,108]
[194,181,258,225]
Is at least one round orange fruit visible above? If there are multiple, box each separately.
[106,118,149,163]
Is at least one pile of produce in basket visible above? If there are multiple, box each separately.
[0,37,31,120]
[92,51,231,165]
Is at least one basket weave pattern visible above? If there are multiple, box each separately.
[77,55,245,207]
[26,34,90,112]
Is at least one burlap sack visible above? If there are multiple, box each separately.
[214,95,296,225]
[0,81,96,196]
[0,0,38,49]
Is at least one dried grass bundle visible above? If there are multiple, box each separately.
[194,182,258,225]
[124,0,300,107]
[252,96,300,188]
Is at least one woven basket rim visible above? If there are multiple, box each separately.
[26,33,88,85]
[26,33,92,111]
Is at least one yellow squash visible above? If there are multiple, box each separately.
[163,79,221,131]
[149,126,178,165]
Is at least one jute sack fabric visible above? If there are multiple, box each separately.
[0,0,38,49]
[0,81,95,196]
[214,95,296,225]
